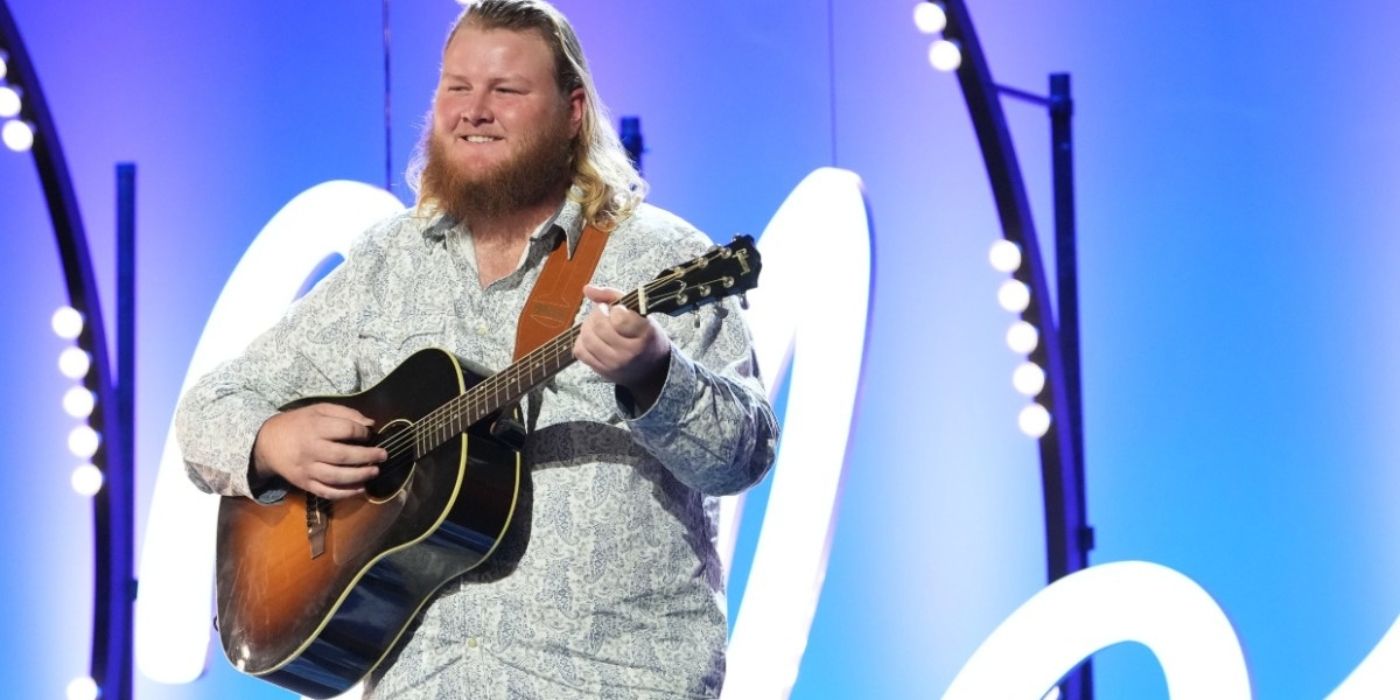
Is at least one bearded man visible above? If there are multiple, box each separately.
[176,1,777,698]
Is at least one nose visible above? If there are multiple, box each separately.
[461,91,493,126]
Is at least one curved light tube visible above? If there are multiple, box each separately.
[134,181,405,683]
[943,561,1252,700]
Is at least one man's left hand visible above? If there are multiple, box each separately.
[574,284,672,412]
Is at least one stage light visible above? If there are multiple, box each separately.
[1019,403,1051,438]
[913,2,947,34]
[71,463,104,497]
[929,39,962,72]
[1007,321,1039,354]
[63,386,95,418]
[59,347,91,379]
[68,425,100,459]
[997,279,1030,313]
[65,677,98,700]
[52,306,83,339]
[0,85,19,118]
[1013,362,1046,396]
[989,239,1022,273]
[0,52,8,81]
[3,118,33,152]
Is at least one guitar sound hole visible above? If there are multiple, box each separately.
[365,419,416,503]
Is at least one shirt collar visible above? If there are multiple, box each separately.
[418,198,587,258]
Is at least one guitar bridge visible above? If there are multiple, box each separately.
[306,493,330,559]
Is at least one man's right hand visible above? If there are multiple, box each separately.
[251,403,387,500]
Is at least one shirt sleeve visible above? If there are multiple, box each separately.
[616,294,779,496]
[175,223,387,501]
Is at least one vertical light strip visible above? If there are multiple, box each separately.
[720,167,873,698]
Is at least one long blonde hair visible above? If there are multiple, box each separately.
[407,0,647,231]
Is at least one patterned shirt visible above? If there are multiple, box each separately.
[176,198,778,699]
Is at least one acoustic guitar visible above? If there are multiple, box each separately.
[215,236,761,698]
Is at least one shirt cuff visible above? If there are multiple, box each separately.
[615,346,698,428]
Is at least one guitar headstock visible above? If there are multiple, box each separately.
[639,235,761,317]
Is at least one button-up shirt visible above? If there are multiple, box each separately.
[177,198,777,698]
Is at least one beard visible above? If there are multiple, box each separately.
[419,119,574,232]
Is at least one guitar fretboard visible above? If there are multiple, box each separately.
[400,287,643,459]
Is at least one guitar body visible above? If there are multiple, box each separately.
[215,347,521,698]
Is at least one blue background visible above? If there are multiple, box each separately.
[4,1,1398,698]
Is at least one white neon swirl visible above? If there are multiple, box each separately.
[134,181,406,684]
[719,167,873,699]
[1327,614,1400,699]
[942,561,1252,700]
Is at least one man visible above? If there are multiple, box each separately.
[176,0,777,697]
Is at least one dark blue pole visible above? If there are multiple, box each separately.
[111,162,137,700]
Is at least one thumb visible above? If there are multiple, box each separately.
[584,284,624,304]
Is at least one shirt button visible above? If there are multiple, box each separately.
[467,637,479,649]
[476,322,489,335]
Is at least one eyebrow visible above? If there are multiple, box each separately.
[440,72,530,84]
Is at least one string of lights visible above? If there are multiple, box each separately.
[914,1,1093,698]
[0,3,134,700]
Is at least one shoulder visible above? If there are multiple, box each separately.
[339,208,437,265]
[609,203,713,262]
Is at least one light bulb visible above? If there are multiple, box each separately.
[52,306,83,339]
[1007,321,1039,354]
[68,425,100,459]
[1018,403,1051,438]
[913,3,947,34]
[1013,362,1046,396]
[989,239,1022,273]
[929,39,962,72]
[59,347,91,379]
[71,464,104,497]
[997,279,1030,313]
[63,386,95,418]
[0,86,20,119]
[3,119,34,152]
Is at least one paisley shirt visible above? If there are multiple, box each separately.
[176,199,778,698]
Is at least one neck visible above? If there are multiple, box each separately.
[466,191,567,248]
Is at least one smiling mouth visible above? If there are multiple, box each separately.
[461,135,502,144]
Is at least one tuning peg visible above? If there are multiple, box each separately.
[739,293,749,310]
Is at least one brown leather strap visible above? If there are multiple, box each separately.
[514,224,609,361]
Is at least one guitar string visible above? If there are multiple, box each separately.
[374,287,642,460]
[372,253,742,461]
[372,280,662,460]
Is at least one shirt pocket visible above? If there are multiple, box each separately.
[355,315,447,386]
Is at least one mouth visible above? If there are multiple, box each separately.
[459,135,503,144]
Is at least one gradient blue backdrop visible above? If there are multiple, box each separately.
[3,1,1397,698]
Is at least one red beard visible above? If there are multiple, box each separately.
[420,119,574,230]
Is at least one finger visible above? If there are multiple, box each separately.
[583,284,624,304]
[584,305,626,348]
[314,403,375,427]
[606,306,651,339]
[305,479,365,501]
[573,336,611,375]
[309,462,380,487]
[315,441,389,466]
[319,417,372,442]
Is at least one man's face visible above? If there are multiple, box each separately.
[427,25,584,218]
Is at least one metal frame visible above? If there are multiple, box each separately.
[0,3,134,699]
[935,1,1093,697]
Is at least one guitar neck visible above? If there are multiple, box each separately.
[404,237,757,458]
[409,288,645,457]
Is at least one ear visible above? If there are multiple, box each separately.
[567,87,585,139]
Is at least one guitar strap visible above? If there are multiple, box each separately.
[514,223,609,360]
